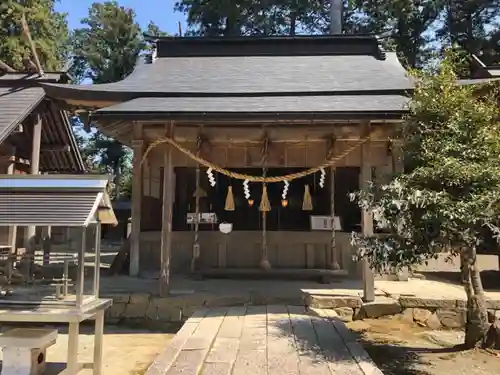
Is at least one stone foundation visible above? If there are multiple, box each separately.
[102,292,303,325]
[102,289,500,330]
[306,293,500,329]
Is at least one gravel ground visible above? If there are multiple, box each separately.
[348,317,500,375]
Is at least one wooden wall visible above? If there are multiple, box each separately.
[145,140,391,168]
[139,231,359,276]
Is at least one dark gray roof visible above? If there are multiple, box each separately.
[94,95,409,120]
[0,85,85,172]
[0,87,45,143]
[44,52,412,97]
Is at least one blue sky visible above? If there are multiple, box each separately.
[56,0,187,33]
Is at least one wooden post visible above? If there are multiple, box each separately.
[130,127,144,277]
[327,136,340,270]
[191,133,202,273]
[6,145,16,283]
[361,124,375,302]
[259,136,271,270]
[26,113,42,276]
[329,167,340,269]
[42,226,51,266]
[160,122,175,297]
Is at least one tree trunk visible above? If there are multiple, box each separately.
[462,248,500,349]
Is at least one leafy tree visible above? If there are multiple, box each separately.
[174,0,365,37]
[0,0,69,71]
[70,1,154,200]
[351,55,500,348]
[355,0,444,68]
[437,0,500,74]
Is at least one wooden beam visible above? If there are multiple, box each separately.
[40,144,71,152]
[130,123,144,277]
[143,124,394,144]
[21,13,44,76]
[160,122,175,297]
[360,122,375,302]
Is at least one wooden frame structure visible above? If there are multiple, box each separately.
[41,34,413,301]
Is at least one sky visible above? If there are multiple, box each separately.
[55,0,187,33]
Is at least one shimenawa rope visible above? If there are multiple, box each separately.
[140,132,376,183]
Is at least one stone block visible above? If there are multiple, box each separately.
[151,297,183,321]
[306,294,362,309]
[399,296,456,310]
[334,307,354,322]
[111,293,131,304]
[456,299,467,309]
[106,303,127,319]
[129,293,150,305]
[436,309,466,329]
[426,313,442,330]
[413,308,432,325]
[123,302,148,318]
[358,297,402,319]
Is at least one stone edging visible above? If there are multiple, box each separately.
[305,294,500,329]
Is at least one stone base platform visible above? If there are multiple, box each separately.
[98,276,500,329]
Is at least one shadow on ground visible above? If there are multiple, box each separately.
[270,309,466,375]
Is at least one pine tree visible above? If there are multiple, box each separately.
[0,0,69,71]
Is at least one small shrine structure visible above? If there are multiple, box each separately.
[42,34,414,300]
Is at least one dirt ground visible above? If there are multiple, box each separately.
[347,317,500,375]
[26,324,175,375]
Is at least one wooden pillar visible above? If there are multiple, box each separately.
[6,145,17,282]
[25,114,42,249]
[160,122,175,297]
[191,133,202,273]
[361,125,375,302]
[259,136,271,270]
[41,226,51,266]
[130,129,144,277]
[329,167,340,269]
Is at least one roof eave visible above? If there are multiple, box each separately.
[92,110,407,122]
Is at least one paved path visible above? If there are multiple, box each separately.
[146,305,383,375]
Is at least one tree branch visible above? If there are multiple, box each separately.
[21,12,44,76]
[0,60,16,73]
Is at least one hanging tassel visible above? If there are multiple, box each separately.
[259,184,271,212]
[302,184,313,211]
[224,186,235,211]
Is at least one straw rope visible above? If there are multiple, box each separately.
[140,130,377,183]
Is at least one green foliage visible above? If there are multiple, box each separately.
[70,1,143,84]
[0,0,69,70]
[69,1,165,200]
[174,0,362,36]
[351,54,500,273]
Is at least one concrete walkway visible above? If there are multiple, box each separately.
[146,305,383,375]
